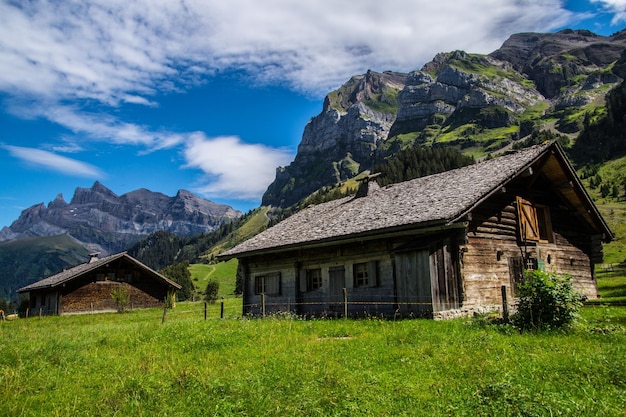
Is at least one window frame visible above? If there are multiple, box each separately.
[254,272,281,296]
[353,262,369,287]
[307,268,322,291]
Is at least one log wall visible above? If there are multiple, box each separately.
[463,189,598,310]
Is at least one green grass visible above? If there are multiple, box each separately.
[589,270,626,306]
[1,304,625,416]
[437,124,518,145]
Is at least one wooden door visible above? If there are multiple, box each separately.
[395,250,432,316]
[328,266,345,313]
[429,242,460,312]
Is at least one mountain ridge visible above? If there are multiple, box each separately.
[0,181,242,254]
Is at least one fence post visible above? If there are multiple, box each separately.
[220,299,224,319]
[501,285,509,323]
[161,306,167,324]
[262,293,266,318]
[343,288,348,319]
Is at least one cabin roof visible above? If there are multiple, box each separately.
[220,141,612,259]
[17,252,182,293]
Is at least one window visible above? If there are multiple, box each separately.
[516,196,553,243]
[254,272,281,295]
[509,256,538,296]
[354,263,368,287]
[307,268,322,291]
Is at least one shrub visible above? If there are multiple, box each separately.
[204,280,219,303]
[511,270,582,331]
[110,285,130,313]
[164,291,176,309]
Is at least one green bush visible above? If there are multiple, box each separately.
[511,270,582,331]
[204,280,219,303]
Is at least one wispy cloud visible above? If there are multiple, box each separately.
[2,145,104,178]
[593,0,626,24]
[0,0,584,103]
[183,133,294,200]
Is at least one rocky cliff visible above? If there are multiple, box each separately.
[263,29,626,208]
[0,182,242,254]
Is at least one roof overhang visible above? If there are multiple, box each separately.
[18,252,181,293]
[450,141,613,242]
[218,220,467,260]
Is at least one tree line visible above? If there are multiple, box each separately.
[373,146,475,186]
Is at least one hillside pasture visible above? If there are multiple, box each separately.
[189,259,238,299]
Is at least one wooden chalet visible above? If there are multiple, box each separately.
[219,141,613,319]
[18,252,181,315]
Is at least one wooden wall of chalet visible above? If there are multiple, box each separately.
[61,282,163,314]
[242,239,405,317]
[27,291,60,315]
[27,258,172,315]
[464,183,598,309]
[240,233,465,318]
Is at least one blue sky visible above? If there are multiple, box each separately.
[1,0,625,229]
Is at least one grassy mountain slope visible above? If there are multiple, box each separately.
[580,155,626,265]
[0,234,89,299]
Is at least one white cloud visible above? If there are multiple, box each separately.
[2,145,104,178]
[183,133,294,200]
[593,0,626,23]
[6,102,184,150]
[0,0,588,104]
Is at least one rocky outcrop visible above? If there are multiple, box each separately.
[262,71,407,207]
[490,29,626,98]
[0,182,241,254]
[391,55,544,137]
[262,29,626,209]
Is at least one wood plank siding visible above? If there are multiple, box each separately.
[239,232,465,318]
[463,181,599,310]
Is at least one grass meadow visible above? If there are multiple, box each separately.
[0,271,624,416]
[1,299,625,416]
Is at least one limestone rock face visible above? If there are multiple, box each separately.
[0,181,241,254]
[263,71,408,207]
[262,29,626,209]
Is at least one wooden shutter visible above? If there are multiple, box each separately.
[299,269,307,293]
[516,196,540,241]
[367,261,378,287]
[508,256,524,295]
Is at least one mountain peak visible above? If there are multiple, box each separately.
[263,29,626,209]
[90,181,117,197]
[48,193,67,209]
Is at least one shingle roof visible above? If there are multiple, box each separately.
[17,252,181,292]
[221,142,557,258]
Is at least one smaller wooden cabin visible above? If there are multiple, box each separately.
[18,252,181,315]
[219,141,613,319]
